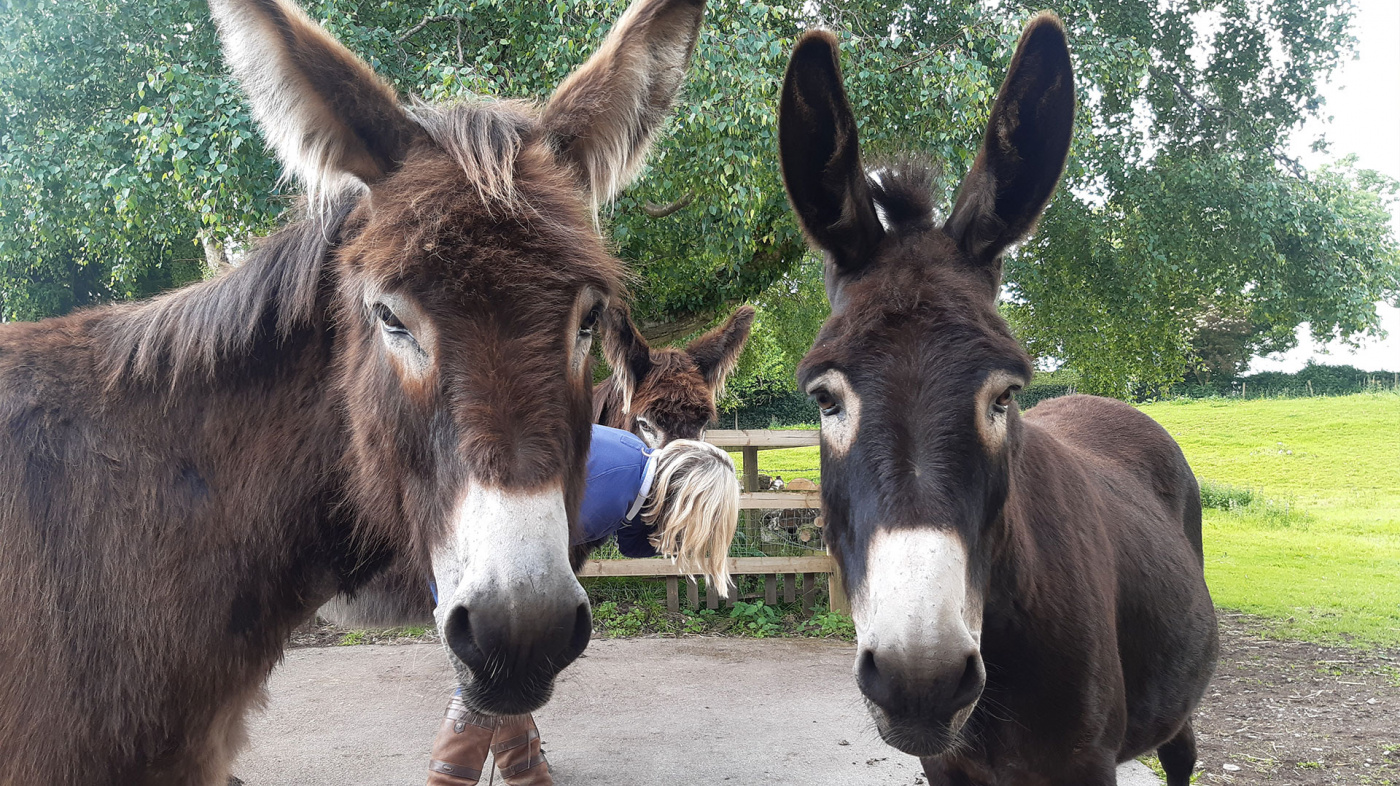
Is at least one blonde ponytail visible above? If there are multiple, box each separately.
[641,440,740,595]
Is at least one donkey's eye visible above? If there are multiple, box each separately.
[811,388,841,417]
[374,303,410,336]
[578,305,601,337]
[636,419,655,434]
[993,386,1019,413]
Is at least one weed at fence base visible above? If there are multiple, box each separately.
[589,595,855,642]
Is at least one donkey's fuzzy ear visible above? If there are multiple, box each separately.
[209,0,417,205]
[600,304,655,415]
[944,13,1074,271]
[779,31,884,274]
[687,305,755,396]
[543,0,707,210]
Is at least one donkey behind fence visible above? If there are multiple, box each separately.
[0,0,709,782]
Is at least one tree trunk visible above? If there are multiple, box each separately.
[202,236,229,275]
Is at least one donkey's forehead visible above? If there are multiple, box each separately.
[637,350,713,420]
[800,262,1027,385]
[340,134,624,300]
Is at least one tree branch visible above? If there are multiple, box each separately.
[641,191,695,218]
[639,311,714,344]
[398,14,468,44]
[1148,65,1309,181]
[891,24,982,73]
[201,236,229,274]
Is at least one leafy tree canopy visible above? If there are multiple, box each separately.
[2,0,1396,397]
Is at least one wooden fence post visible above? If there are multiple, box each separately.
[742,445,760,550]
[783,573,796,604]
[686,577,699,610]
[666,576,679,614]
[742,446,760,491]
[826,545,850,614]
[801,573,816,615]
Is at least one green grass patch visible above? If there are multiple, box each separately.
[587,594,856,641]
[337,630,369,646]
[1140,393,1400,648]
[1197,479,1305,529]
[583,574,855,640]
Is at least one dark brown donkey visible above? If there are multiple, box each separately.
[0,0,706,782]
[779,15,1218,786]
[595,303,755,446]
[321,303,755,625]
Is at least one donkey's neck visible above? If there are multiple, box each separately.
[0,208,370,705]
[96,202,355,387]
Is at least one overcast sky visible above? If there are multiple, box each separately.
[1249,0,1399,373]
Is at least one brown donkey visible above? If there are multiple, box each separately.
[321,302,754,625]
[595,303,755,446]
[779,15,1217,786]
[0,0,707,782]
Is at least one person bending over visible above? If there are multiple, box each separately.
[427,424,740,785]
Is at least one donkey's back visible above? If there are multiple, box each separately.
[1024,394,1218,760]
[1026,394,1203,556]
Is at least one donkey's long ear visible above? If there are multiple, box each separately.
[687,305,755,396]
[209,0,418,203]
[600,304,654,415]
[779,31,884,274]
[542,0,706,209]
[944,13,1074,269]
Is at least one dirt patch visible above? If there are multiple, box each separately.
[1188,614,1399,785]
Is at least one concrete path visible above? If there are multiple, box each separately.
[233,638,1163,785]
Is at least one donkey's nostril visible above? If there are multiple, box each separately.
[568,602,592,659]
[855,648,894,709]
[949,652,986,712]
[443,605,486,674]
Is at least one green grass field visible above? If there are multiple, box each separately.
[1140,393,1400,647]
[737,393,1400,647]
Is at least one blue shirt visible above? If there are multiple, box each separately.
[577,425,659,558]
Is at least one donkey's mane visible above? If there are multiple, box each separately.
[867,157,941,231]
[97,195,358,386]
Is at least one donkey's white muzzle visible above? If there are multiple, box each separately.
[431,484,590,714]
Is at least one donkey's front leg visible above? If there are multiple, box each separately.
[920,756,981,786]
[1046,750,1119,786]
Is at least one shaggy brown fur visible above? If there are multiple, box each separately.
[0,0,707,782]
[781,17,1217,786]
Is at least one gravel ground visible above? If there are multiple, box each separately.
[283,612,1399,784]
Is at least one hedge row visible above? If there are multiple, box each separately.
[1172,363,1398,399]
[721,364,1398,428]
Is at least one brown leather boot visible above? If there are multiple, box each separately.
[426,693,497,785]
[490,714,552,785]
